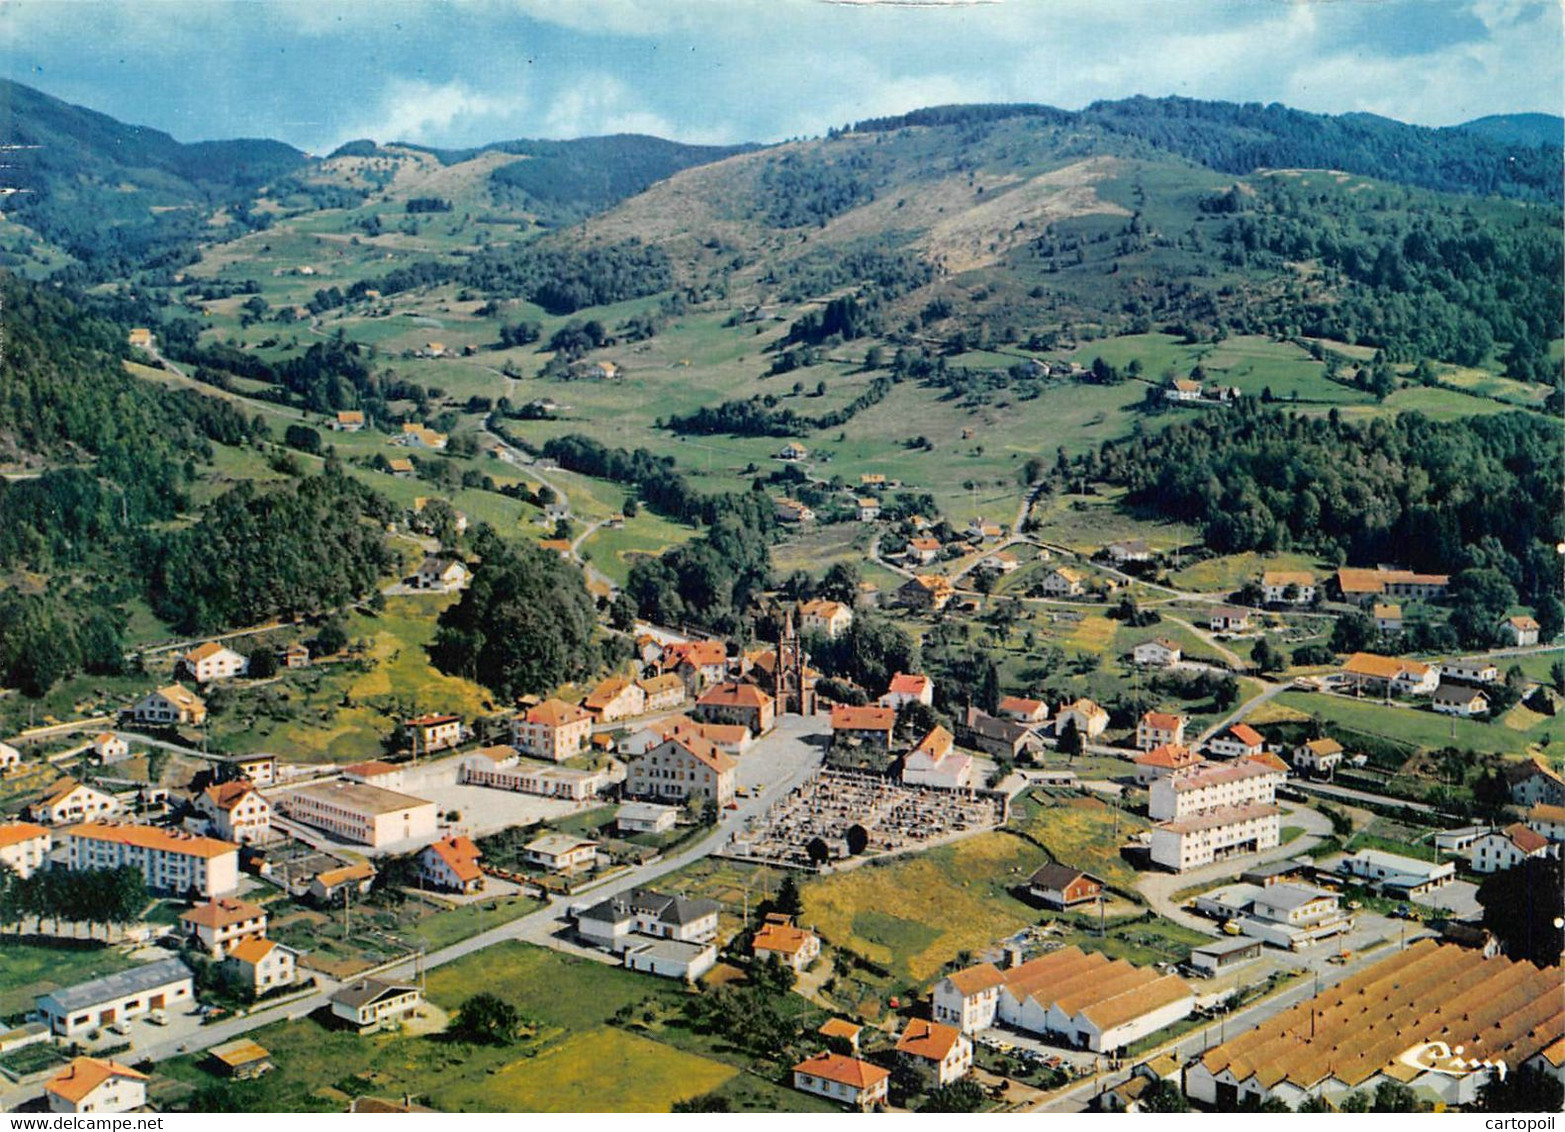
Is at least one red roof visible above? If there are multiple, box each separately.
[793,1052,889,1090]
[896,1018,965,1063]
[46,1058,145,1104]
[887,672,931,696]
[426,835,483,882]
[527,698,592,727]
[831,704,894,731]
[343,760,399,778]
[1226,724,1264,747]
[664,640,728,668]
[1134,743,1202,770]
[697,682,773,710]
[1140,711,1185,732]
[1500,823,1550,854]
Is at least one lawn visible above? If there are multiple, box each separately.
[1273,690,1565,759]
[1010,793,1148,893]
[434,1027,736,1113]
[1168,550,1321,594]
[0,940,141,1021]
[579,511,699,587]
[800,830,1049,984]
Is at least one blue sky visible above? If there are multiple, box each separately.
[3,0,1560,153]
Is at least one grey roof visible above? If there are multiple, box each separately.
[37,957,192,1013]
[1433,683,1487,705]
[330,977,418,1009]
[1254,883,1334,911]
[617,802,679,822]
[576,887,720,928]
[1191,936,1263,958]
[621,934,712,962]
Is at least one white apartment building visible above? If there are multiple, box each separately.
[1149,803,1282,872]
[64,822,238,898]
[1148,759,1283,821]
[0,822,51,878]
[277,781,438,849]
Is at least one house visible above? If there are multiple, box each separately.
[45,1058,148,1115]
[582,676,646,723]
[1205,723,1264,761]
[307,860,376,904]
[387,457,415,477]
[342,759,406,792]
[932,963,1005,1033]
[636,672,686,713]
[830,704,895,749]
[522,833,598,874]
[1037,566,1084,597]
[406,713,462,754]
[856,498,881,521]
[1372,603,1403,633]
[980,552,1020,574]
[774,498,815,523]
[1136,711,1187,751]
[1184,942,1561,1110]
[1027,862,1104,909]
[1164,378,1204,402]
[208,752,278,788]
[1335,566,1451,604]
[1292,737,1344,776]
[896,1018,973,1086]
[224,938,298,996]
[194,780,271,843]
[1104,539,1153,565]
[127,327,155,351]
[616,801,679,835]
[36,958,195,1038]
[1506,758,1565,808]
[860,473,887,488]
[902,726,974,791]
[792,1052,890,1110]
[1132,638,1182,667]
[996,695,1049,724]
[1502,615,1541,647]
[625,730,736,806]
[333,410,365,431]
[181,642,248,683]
[778,441,809,461]
[278,641,311,669]
[1469,823,1551,874]
[799,598,854,639]
[819,1018,863,1053]
[64,823,238,898]
[594,360,621,380]
[1432,683,1490,717]
[1261,570,1315,605]
[906,536,943,565]
[180,897,267,957]
[513,699,593,761]
[1525,803,1565,844]
[419,835,483,893]
[1208,606,1252,633]
[659,639,730,691]
[897,574,954,611]
[90,733,129,763]
[1336,849,1455,897]
[967,518,1004,542]
[412,557,469,591]
[1131,744,1204,785]
[31,780,120,826]
[752,913,821,972]
[133,683,207,727]
[461,753,606,801]
[573,888,720,952]
[330,978,423,1033]
[399,423,448,450]
[958,706,1039,761]
[1341,652,1438,697]
[277,782,439,849]
[880,671,934,710]
[1056,698,1109,739]
[1441,657,1500,684]
[0,822,50,878]
[0,740,19,775]
[694,682,774,736]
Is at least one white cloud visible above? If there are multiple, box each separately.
[337,78,527,147]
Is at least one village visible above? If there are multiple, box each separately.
[1,540,1562,1114]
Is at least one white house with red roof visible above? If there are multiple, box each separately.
[181,642,248,683]
[1206,723,1265,760]
[224,937,299,995]
[1469,823,1552,874]
[419,835,484,893]
[194,780,271,843]
[512,699,593,761]
[1135,711,1187,751]
[179,897,267,956]
[0,821,50,878]
[1131,744,1205,785]
[901,725,974,790]
[752,913,821,973]
[45,1058,147,1114]
[997,695,1049,724]
[90,733,129,763]
[792,1052,889,1110]
[880,672,934,709]
[896,1018,973,1086]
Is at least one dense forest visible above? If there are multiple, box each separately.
[1077,404,1563,630]
[429,528,602,700]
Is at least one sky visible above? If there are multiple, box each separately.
[2,0,1561,154]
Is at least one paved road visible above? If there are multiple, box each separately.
[3,714,831,1107]
[1294,778,1437,816]
[1134,802,1334,931]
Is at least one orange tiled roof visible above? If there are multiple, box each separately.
[1226,724,1264,747]
[583,676,637,710]
[68,821,235,859]
[226,937,284,965]
[887,673,931,696]
[819,1018,863,1040]
[1344,652,1431,680]
[180,897,264,929]
[46,1058,145,1105]
[528,698,592,727]
[427,835,483,882]
[998,695,1046,715]
[1140,711,1185,732]
[0,821,48,849]
[793,1052,889,1090]
[343,759,399,778]
[754,918,817,957]
[184,641,229,664]
[831,704,894,731]
[203,781,261,811]
[912,725,954,761]
[1499,822,1550,854]
[943,963,1005,996]
[1134,743,1202,770]
[896,1018,964,1062]
[664,640,728,668]
[697,682,773,710]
